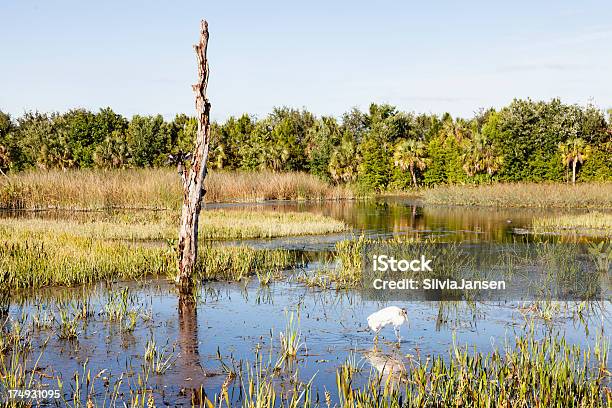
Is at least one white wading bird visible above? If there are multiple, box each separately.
[367,306,408,343]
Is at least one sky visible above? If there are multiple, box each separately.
[1,0,611,122]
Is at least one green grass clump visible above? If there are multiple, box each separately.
[423,182,612,208]
[532,211,612,236]
[0,231,172,290]
[195,244,300,282]
[338,333,610,407]
[0,227,299,290]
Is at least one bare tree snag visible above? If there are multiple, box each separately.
[176,20,211,294]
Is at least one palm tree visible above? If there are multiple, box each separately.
[93,131,129,169]
[328,134,358,183]
[559,138,591,184]
[460,134,503,180]
[393,139,428,187]
[212,143,227,169]
[0,145,10,171]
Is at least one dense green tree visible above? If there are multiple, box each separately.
[438,117,469,183]
[126,115,170,167]
[211,114,253,169]
[169,114,197,157]
[341,108,369,144]
[17,112,73,169]
[93,130,130,169]
[52,109,98,168]
[579,142,612,181]
[358,134,390,191]
[0,98,609,188]
[423,135,447,185]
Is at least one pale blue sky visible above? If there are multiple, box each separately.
[1,0,611,121]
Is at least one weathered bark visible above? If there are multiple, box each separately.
[176,20,211,293]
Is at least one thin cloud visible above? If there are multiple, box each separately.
[498,63,589,73]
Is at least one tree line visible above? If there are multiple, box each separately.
[0,98,610,190]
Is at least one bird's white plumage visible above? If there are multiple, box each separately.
[367,306,407,333]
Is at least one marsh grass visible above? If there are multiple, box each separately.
[56,304,79,340]
[143,337,174,375]
[0,209,347,241]
[423,182,612,208]
[0,168,355,210]
[533,211,612,236]
[0,229,172,290]
[194,243,301,282]
[0,226,300,290]
[337,332,610,407]
[0,291,608,407]
[324,236,471,290]
[278,311,302,361]
[0,318,45,408]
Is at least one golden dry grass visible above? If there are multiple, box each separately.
[532,211,612,236]
[0,168,355,210]
[0,209,347,240]
[423,182,612,208]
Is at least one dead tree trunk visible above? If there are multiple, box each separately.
[176,20,211,294]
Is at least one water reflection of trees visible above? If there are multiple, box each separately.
[249,198,578,243]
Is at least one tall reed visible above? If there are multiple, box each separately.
[423,182,612,208]
[0,168,355,210]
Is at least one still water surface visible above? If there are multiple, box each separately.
[3,198,610,405]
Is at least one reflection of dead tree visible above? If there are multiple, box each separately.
[178,295,205,388]
[176,20,212,294]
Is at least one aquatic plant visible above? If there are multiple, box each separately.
[256,269,274,287]
[143,337,174,375]
[194,244,301,282]
[337,331,610,407]
[587,240,612,273]
[278,311,303,362]
[0,319,44,407]
[56,306,79,340]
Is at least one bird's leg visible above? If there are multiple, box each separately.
[394,327,401,344]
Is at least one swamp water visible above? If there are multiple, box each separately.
[1,197,610,405]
